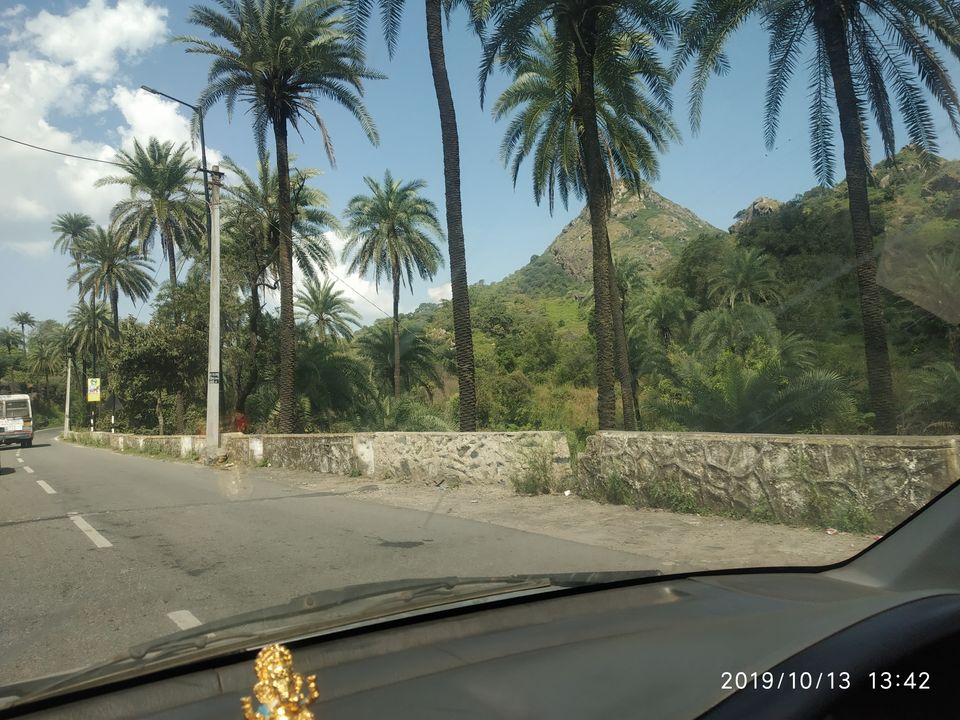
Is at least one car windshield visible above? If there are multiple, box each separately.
[1,0,959,699]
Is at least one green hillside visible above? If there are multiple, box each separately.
[502,181,718,291]
[403,146,959,436]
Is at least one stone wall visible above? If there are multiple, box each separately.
[65,431,207,458]
[224,433,357,475]
[578,431,960,528]
[359,432,570,484]
[66,430,570,485]
[65,429,959,529]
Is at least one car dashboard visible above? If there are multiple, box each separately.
[3,567,958,720]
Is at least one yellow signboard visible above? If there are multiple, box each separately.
[87,378,101,403]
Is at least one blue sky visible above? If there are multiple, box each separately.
[2,0,960,328]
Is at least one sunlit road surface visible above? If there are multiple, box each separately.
[0,430,651,687]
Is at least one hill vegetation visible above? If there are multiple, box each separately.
[399,146,960,437]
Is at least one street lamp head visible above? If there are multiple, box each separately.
[140,85,159,95]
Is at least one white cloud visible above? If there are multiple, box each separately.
[427,282,452,301]
[113,86,192,148]
[113,86,224,169]
[0,1,215,281]
[8,239,50,258]
[24,0,168,83]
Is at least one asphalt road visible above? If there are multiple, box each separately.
[0,429,649,687]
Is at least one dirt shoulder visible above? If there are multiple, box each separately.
[247,467,875,574]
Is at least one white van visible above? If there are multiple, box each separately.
[0,394,33,448]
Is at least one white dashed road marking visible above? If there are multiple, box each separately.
[167,610,202,630]
[24,466,34,474]
[69,514,113,548]
[36,480,56,494]
[16,458,23,463]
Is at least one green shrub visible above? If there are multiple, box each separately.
[643,476,699,513]
[510,445,556,495]
[604,471,635,505]
[825,501,876,534]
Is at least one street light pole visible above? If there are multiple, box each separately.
[140,85,220,459]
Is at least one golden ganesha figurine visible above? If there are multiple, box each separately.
[241,644,320,720]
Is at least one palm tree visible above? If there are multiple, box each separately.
[634,286,696,347]
[909,362,960,433]
[222,154,339,291]
[296,340,373,430]
[357,322,444,400]
[10,312,36,353]
[492,23,677,430]
[342,171,444,398]
[52,213,95,299]
[0,328,19,353]
[96,137,204,289]
[66,301,111,380]
[72,226,156,337]
[708,246,782,309]
[891,247,960,369]
[222,152,340,414]
[180,0,381,434]
[478,0,683,429]
[493,23,677,212]
[295,278,361,341]
[27,335,60,400]
[690,304,780,357]
[348,0,480,431]
[657,347,855,433]
[676,0,960,434]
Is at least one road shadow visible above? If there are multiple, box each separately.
[0,466,14,475]
[27,443,51,449]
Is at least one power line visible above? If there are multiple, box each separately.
[0,133,122,167]
[321,264,392,321]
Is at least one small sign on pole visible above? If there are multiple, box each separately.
[87,378,101,403]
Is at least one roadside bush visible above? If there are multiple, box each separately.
[510,445,560,495]
[644,476,699,514]
[603,471,636,505]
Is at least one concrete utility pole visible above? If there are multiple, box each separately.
[63,358,71,434]
[205,164,222,461]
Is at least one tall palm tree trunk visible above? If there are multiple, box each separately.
[160,227,186,434]
[425,0,476,432]
[110,284,120,338]
[235,280,260,415]
[392,260,402,399]
[273,115,297,433]
[818,10,897,434]
[572,22,617,430]
[607,242,637,430]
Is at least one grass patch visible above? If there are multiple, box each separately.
[510,445,567,495]
[541,298,587,331]
[795,456,878,533]
[603,471,636,505]
[643,475,699,513]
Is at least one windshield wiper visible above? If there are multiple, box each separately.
[129,569,659,659]
[3,570,658,707]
